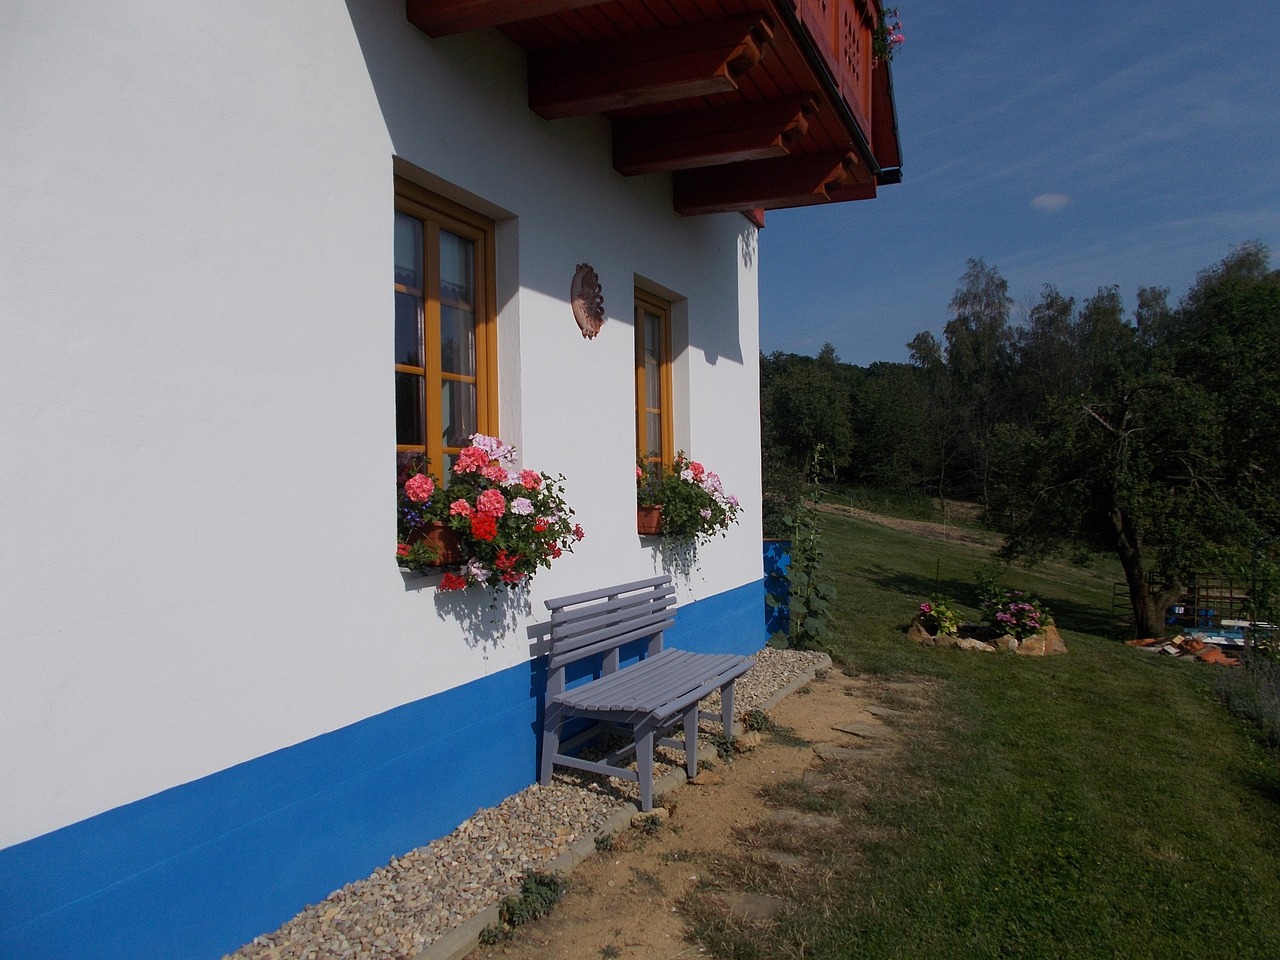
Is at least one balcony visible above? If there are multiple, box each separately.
[406,0,902,220]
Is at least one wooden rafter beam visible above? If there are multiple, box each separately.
[612,96,815,176]
[405,0,611,38]
[673,151,858,216]
[528,15,774,120]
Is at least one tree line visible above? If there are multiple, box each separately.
[761,242,1280,637]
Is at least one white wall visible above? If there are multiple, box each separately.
[0,0,762,845]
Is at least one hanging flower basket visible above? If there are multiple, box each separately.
[637,504,663,535]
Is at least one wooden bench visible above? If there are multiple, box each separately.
[539,575,755,811]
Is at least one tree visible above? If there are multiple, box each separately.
[989,245,1280,637]
[943,259,1015,503]
[760,345,854,480]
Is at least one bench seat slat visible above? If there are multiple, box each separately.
[557,650,700,713]
[555,650,746,714]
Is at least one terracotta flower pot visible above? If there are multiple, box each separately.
[636,504,663,536]
[407,521,463,565]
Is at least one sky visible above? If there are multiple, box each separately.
[758,0,1280,367]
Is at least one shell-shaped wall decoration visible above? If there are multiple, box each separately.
[570,263,605,340]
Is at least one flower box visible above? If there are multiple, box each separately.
[637,504,663,535]
[407,522,463,566]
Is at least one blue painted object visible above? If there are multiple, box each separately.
[763,539,792,635]
[0,580,766,960]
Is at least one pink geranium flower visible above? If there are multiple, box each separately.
[520,469,543,490]
[476,489,507,518]
[454,446,490,474]
[404,473,434,502]
[449,499,473,518]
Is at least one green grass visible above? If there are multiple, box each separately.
[709,513,1280,959]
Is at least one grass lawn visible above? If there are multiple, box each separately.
[753,513,1280,959]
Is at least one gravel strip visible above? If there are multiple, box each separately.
[225,647,827,960]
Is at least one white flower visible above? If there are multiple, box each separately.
[510,497,534,515]
[465,559,491,583]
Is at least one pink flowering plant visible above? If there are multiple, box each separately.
[398,434,583,589]
[917,597,962,636]
[396,453,449,569]
[981,588,1052,641]
[638,452,741,545]
[873,6,905,63]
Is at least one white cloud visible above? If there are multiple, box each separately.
[1031,192,1071,212]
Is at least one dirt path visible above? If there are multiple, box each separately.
[818,501,1001,551]
[464,668,937,960]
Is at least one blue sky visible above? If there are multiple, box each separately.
[758,0,1280,366]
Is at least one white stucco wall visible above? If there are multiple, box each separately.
[0,0,762,846]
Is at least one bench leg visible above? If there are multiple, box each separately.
[721,680,737,740]
[683,708,699,778]
[636,721,656,812]
[539,703,562,786]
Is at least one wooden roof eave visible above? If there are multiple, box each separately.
[403,0,902,216]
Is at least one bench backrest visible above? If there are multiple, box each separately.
[544,575,676,674]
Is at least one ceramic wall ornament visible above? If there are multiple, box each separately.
[570,262,605,339]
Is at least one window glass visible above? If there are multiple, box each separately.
[394,179,496,491]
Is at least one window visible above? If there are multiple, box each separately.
[634,289,674,472]
[394,178,497,477]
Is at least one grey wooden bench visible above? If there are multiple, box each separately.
[540,575,754,811]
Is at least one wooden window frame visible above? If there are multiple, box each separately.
[634,288,675,472]
[394,177,498,477]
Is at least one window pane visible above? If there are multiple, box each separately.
[439,230,474,307]
[644,310,661,360]
[440,304,476,376]
[645,359,660,408]
[395,291,423,367]
[395,212,422,289]
[646,412,662,460]
[441,379,477,449]
[396,372,424,446]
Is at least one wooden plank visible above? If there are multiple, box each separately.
[405,0,613,37]
[545,574,671,612]
[548,585,676,629]
[548,615,676,670]
[612,96,815,174]
[528,15,774,119]
[673,150,855,214]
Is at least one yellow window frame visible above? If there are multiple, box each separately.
[634,288,674,473]
[394,176,498,476]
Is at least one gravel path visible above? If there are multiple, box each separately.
[225,648,826,960]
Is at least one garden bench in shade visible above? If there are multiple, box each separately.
[540,575,754,811]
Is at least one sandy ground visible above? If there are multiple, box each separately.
[464,667,937,960]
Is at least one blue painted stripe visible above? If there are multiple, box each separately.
[0,580,765,960]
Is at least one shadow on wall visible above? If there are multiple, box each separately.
[342,0,750,367]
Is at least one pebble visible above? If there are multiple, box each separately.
[223,648,825,960]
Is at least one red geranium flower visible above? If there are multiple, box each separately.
[438,572,469,591]
[396,543,410,557]
[470,514,498,541]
